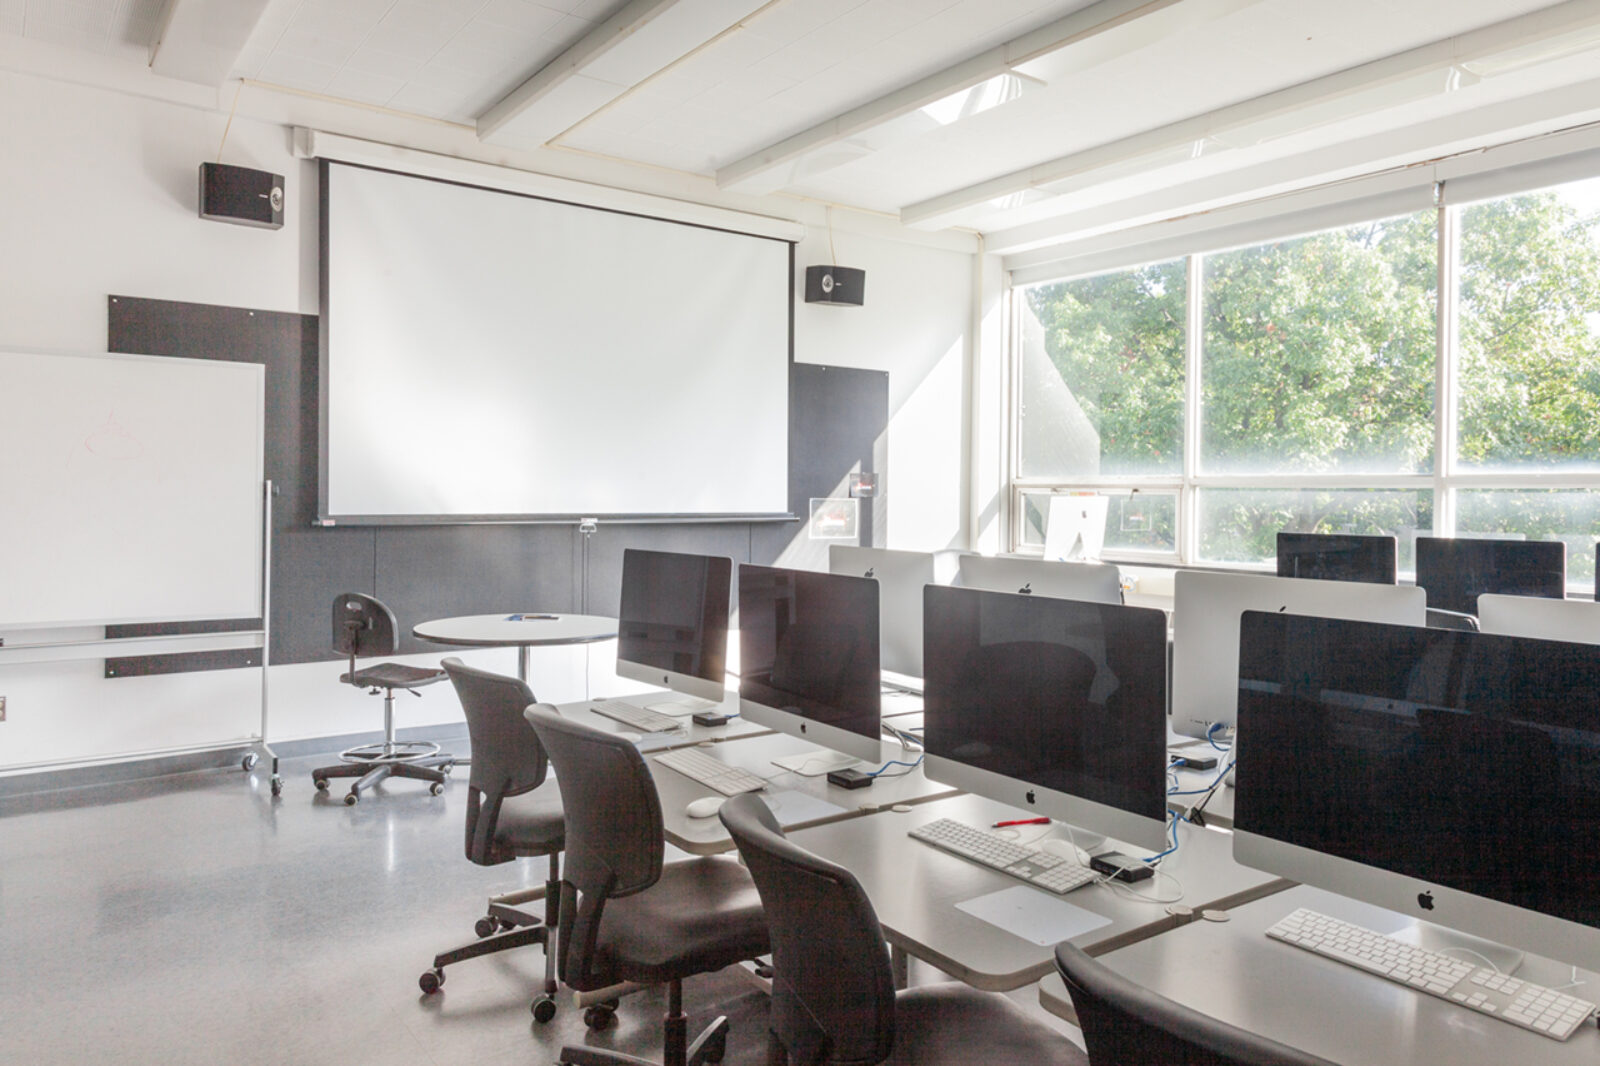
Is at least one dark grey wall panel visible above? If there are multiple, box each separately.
[751,363,887,564]
[109,296,889,672]
[375,524,577,655]
[272,526,375,662]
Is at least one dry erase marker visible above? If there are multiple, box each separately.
[506,613,558,621]
[992,817,1051,828]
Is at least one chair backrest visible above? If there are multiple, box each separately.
[1054,942,1338,1066]
[524,704,665,990]
[720,793,895,1066]
[331,592,399,658]
[441,657,549,866]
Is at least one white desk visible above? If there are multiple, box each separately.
[787,793,1291,992]
[413,613,617,683]
[641,730,958,855]
[556,691,772,750]
[1037,885,1600,1064]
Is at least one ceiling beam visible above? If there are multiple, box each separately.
[900,0,1600,230]
[148,0,273,87]
[714,0,1269,195]
[477,0,684,142]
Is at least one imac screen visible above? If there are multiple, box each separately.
[617,549,730,688]
[738,565,880,742]
[1414,536,1565,615]
[1237,611,1600,932]
[923,585,1168,823]
[1276,532,1397,584]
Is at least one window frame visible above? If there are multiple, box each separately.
[1006,189,1600,581]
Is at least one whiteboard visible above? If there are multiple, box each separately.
[0,350,265,627]
[323,162,791,520]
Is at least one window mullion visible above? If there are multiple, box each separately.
[1182,253,1204,566]
[1434,189,1459,538]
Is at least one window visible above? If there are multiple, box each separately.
[1010,174,1600,589]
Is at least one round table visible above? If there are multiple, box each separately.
[413,613,618,683]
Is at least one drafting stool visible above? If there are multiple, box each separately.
[312,592,451,805]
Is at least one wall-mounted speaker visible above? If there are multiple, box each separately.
[805,265,865,307]
[198,163,283,229]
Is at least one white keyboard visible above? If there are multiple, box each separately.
[1267,908,1596,1041]
[591,699,682,733]
[644,694,718,716]
[654,747,767,797]
[908,818,1099,895]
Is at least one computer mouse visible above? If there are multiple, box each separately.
[685,796,724,819]
[615,731,643,744]
[1037,838,1093,866]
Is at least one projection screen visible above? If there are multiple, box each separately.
[321,161,792,522]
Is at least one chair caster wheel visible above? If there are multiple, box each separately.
[314,778,329,791]
[270,776,283,797]
[532,996,557,1023]
[242,752,259,771]
[475,916,498,938]
[441,762,455,774]
[419,969,443,994]
[584,1005,616,1031]
[430,782,445,796]
[344,792,359,806]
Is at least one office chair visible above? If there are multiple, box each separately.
[312,592,452,805]
[1054,941,1337,1066]
[524,705,770,1066]
[1425,607,1480,631]
[719,794,1085,1066]
[417,659,564,1021]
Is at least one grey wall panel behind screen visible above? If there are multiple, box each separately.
[376,524,579,656]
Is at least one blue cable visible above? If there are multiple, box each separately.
[1142,811,1182,864]
[868,754,924,778]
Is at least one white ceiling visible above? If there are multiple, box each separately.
[6,0,1600,247]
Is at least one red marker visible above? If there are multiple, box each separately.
[992,817,1051,828]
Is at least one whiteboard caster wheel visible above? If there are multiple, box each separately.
[241,752,259,772]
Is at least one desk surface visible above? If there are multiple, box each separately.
[413,613,618,647]
[558,691,772,749]
[788,793,1291,992]
[1037,885,1600,1064]
[641,730,956,855]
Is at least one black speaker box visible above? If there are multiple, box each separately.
[805,265,865,306]
[198,163,284,229]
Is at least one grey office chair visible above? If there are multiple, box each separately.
[312,593,452,805]
[524,704,770,1066]
[1054,941,1338,1066]
[418,659,564,1022]
[719,793,1085,1066]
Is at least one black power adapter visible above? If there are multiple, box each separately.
[1089,851,1155,883]
[826,768,874,789]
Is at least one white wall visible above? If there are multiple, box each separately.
[792,222,973,555]
[0,69,975,773]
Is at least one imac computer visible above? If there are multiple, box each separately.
[615,548,733,711]
[1479,593,1600,645]
[738,563,882,776]
[1234,610,1600,975]
[922,584,1170,850]
[955,554,1123,605]
[1276,531,1397,585]
[1414,536,1566,616]
[1170,571,1426,741]
[828,545,956,685]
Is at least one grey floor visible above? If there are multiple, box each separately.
[0,749,1080,1066]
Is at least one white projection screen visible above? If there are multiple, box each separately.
[322,162,792,521]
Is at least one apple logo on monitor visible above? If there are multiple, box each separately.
[1018,583,1033,595]
[1025,789,1036,805]
[1417,891,1435,911]
[863,567,875,578]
